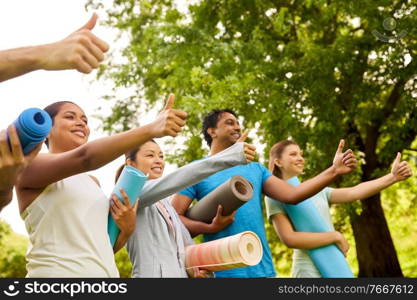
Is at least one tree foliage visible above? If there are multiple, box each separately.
[0,221,27,277]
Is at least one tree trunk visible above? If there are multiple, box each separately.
[350,193,403,277]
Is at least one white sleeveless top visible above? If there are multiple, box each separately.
[21,173,119,278]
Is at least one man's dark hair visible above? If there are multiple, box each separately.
[202,109,237,147]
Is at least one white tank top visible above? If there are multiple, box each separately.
[21,173,119,277]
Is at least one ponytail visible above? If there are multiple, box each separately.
[115,164,126,183]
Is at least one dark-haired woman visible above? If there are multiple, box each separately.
[115,138,255,278]
[16,97,187,277]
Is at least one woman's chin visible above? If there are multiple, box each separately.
[292,169,303,177]
[149,172,163,180]
[71,138,87,148]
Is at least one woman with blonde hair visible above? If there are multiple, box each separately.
[265,140,412,277]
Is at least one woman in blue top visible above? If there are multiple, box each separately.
[265,140,412,277]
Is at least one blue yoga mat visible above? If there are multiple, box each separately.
[108,165,148,246]
[10,108,52,155]
[284,176,353,277]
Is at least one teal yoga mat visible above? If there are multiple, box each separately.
[10,108,52,155]
[108,165,147,246]
[284,177,353,277]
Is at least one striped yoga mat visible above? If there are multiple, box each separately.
[185,231,263,272]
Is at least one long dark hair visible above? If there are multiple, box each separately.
[114,139,157,183]
[43,101,80,147]
[268,140,299,178]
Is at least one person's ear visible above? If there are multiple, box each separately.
[126,158,137,168]
[274,158,283,168]
[207,127,216,139]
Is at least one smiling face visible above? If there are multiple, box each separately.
[128,141,165,180]
[208,112,242,148]
[47,103,90,153]
[274,144,305,178]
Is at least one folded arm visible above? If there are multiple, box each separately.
[271,213,349,255]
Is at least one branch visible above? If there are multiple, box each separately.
[379,109,417,169]
[380,58,417,124]
[380,79,405,124]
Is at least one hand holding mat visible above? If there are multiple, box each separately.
[283,177,353,277]
[9,108,52,155]
[186,175,253,223]
[185,231,262,272]
[108,165,147,246]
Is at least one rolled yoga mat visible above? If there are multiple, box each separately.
[10,108,52,155]
[185,231,262,272]
[186,175,253,223]
[283,176,353,277]
[108,165,147,246]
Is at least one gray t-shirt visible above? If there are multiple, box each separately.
[265,187,334,278]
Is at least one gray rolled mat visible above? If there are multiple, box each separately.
[186,175,253,223]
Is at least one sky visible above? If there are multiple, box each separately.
[0,0,175,236]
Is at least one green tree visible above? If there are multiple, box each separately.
[89,0,417,276]
[115,247,133,278]
[0,221,28,277]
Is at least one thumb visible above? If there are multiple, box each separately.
[237,130,249,142]
[217,204,223,216]
[336,139,345,154]
[393,152,401,167]
[163,94,175,111]
[77,13,97,32]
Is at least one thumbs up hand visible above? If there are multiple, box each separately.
[237,130,249,143]
[391,152,413,182]
[149,94,188,138]
[332,139,357,175]
[39,13,109,74]
[237,130,256,163]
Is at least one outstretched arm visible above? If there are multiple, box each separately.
[138,142,253,208]
[265,139,357,204]
[330,152,412,204]
[18,95,186,190]
[0,13,109,82]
